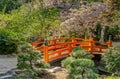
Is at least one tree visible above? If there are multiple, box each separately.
[100,0,120,41]
[103,0,120,10]
[102,45,120,75]
[67,59,99,79]
[0,0,59,41]
[16,42,50,78]
[61,47,98,79]
[59,2,107,39]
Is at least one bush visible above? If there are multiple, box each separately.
[17,43,50,78]
[61,47,98,79]
[0,0,21,13]
[67,59,99,79]
[61,57,74,68]
[35,62,50,68]
[61,46,94,68]
[0,28,19,55]
[17,43,46,69]
[102,45,120,75]
[71,47,94,59]
[107,26,120,41]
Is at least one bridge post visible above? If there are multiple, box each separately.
[72,38,76,47]
[108,35,112,47]
[31,42,35,46]
[52,39,56,45]
[52,39,57,50]
[68,43,72,55]
[89,38,94,54]
[44,38,49,62]
[44,46,49,63]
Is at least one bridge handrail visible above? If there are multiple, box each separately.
[31,37,112,62]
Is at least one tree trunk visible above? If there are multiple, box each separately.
[100,26,109,42]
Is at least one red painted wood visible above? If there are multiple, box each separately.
[31,37,112,62]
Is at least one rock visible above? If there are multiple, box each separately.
[0,75,13,79]
[12,69,22,74]
[71,3,81,9]
[46,67,62,73]
[58,2,71,10]
[0,69,16,79]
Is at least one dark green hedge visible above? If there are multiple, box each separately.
[0,28,19,54]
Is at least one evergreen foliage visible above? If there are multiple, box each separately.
[16,43,50,78]
[61,47,98,79]
[103,45,120,75]
[67,59,99,79]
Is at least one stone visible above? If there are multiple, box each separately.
[0,75,13,79]
[46,67,62,73]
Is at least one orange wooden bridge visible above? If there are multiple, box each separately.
[31,38,112,63]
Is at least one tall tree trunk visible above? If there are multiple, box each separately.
[100,26,109,42]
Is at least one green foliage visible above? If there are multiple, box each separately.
[104,76,120,79]
[63,0,101,3]
[67,59,99,79]
[85,0,101,3]
[72,46,83,51]
[61,57,74,68]
[61,47,94,68]
[12,69,48,79]
[0,0,21,13]
[0,28,19,54]
[103,0,120,10]
[94,23,102,40]
[12,69,37,79]
[0,1,59,41]
[35,62,50,68]
[61,47,98,79]
[71,46,94,59]
[17,43,50,69]
[107,26,120,40]
[17,43,42,69]
[17,43,50,78]
[102,45,120,74]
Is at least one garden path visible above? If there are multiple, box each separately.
[0,56,17,74]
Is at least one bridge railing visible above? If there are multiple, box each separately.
[31,38,112,62]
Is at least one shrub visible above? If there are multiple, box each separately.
[0,28,19,54]
[102,45,120,75]
[61,47,98,79]
[71,46,94,59]
[17,43,50,78]
[61,46,94,68]
[71,48,94,59]
[107,26,120,41]
[17,43,49,69]
[35,62,50,68]
[0,0,21,13]
[61,57,74,68]
[67,59,99,79]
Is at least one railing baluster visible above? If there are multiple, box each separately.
[31,37,112,62]
[72,38,76,47]
[44,46,49,63]
[68,43,72,55]
[89,38,94,54]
